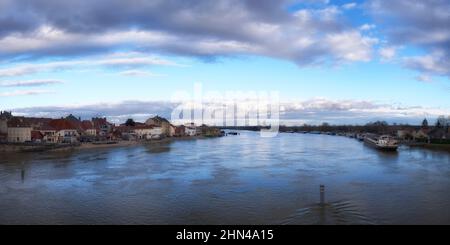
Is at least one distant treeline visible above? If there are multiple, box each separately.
[221,121,423,135]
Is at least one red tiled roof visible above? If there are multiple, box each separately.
[81,120,95,130]
[48,119,77,130]
[31,130,44,140]
[37,124,56,131]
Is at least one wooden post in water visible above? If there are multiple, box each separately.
[320,184,325,205]
[21,162,25,183]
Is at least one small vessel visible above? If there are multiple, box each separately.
[364,135,398,151]
[227,131,239,135]
[356,133,365,141]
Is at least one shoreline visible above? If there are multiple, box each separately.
[74,135,205,151]
[38,135,213,153]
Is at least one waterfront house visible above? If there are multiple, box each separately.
[48,119,79,143]
[428,128,447,140]
[145,116,171,137]
[0,111,13,135]
[169,124,176,137]
[184,123,198,136]
[132,125,164,140]
[0,119,7,135]
[133,125,154,140]
[6,118,32,143]
[81,120,97,136]
[92,117,114,137]
[173,125,185,137]
[37,125,59,143]
[114,125,136,141]
[397,129,414,140]
[0,111,10,134]
[31,130,44,143]
[149,126,163,139]
[413,129,429,141]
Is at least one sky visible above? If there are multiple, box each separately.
[0,0,449,125]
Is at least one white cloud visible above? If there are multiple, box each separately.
[360,24,376,31]
[0,3,376,68]
[118,70,165,77]
[1,79,64,87]
[404,51,450,76]
[379,46,397,61]
[324,31,377,62]
[342,2,357,10]
[0,52,179,77]
[415,75,432,83]
[0,89,54,97]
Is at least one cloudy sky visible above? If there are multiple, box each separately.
[0,0,449,125]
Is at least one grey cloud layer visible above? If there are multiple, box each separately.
[0,0,375,65]
[1,0,447,77]
[9,99,449,125]
[369,0,450,77]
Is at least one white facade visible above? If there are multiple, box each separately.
[57,129,78,137]
[185,126,197,136]
[85,129,97,136]
[39,130,58,143]
[133,127,163,140]
[169,125,176,137]
[150,127,162,136]
[133,128,153,139]
[7,127,32,142]
[57,129,79,143]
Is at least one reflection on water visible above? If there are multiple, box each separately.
[0,131,449,224]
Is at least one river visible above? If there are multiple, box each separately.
[0,131,449,224]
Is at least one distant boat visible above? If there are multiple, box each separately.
[356,134,365,141]
[364,135,398,151]
[227,132,239,135]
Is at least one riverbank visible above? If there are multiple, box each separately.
[0,135,217,153]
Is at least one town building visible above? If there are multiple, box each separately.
[184,123,198,136]
[173,125,185,137]
[81,120,97,136]
[31,130,44,143]
[145,116,171,137]
[6,118,32,143]
[48,119,79,143]
[92,117,113,137]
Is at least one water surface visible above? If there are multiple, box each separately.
[0,131,449,224]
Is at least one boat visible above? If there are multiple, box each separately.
[227,131,239,135]
[356,133,365,141]
[364,135,398,151]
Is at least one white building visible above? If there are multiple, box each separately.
[7,127,32,143]
[133,126,153,140]
[184,123,197,136]
[133,126,164,140]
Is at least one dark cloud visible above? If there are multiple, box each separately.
[368,0,450,77]
[0,0,374,65]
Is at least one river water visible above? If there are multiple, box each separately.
[0,131,449,224]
